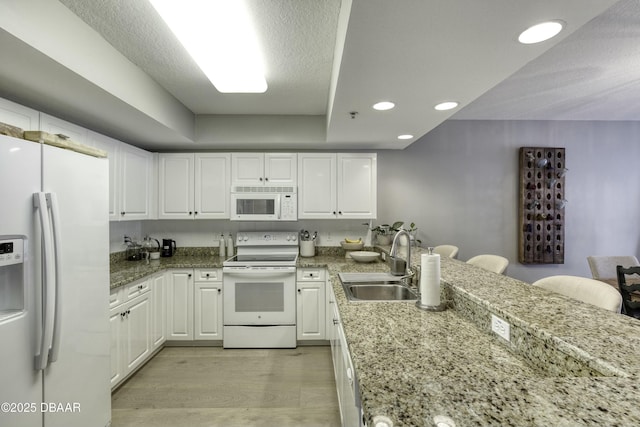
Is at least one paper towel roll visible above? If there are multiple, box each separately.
[420,253,441,307]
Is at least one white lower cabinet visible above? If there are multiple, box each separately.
[166,269,194,340]
[166,268,223,341]
[110,277,153,389]
[296,268,326,340]
[194,269,223,340]
[329,286,362,427]
[151,272,166,350]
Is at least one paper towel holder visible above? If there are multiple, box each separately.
[416,300,446,312]
[416,247,446,312]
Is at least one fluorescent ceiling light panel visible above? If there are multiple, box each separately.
[518,21,564,44]
[149,0,267,93]
[397,134,413,140]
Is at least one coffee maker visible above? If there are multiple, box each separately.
[161,239,176,257]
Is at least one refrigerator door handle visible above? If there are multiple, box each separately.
[33,192,56,370]
[47,192,62,364]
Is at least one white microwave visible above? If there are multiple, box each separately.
[230,187,297,221]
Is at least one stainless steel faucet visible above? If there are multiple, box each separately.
[390,230,411,276]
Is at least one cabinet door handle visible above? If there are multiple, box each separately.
[188,274,192,278]
[138,285,143,290]
[259,177,263,181]
[189,211,193,215]
[121,211,125,216]
[265,177,269,181]
[333,319,339,325]
[206,273,210,278]
[194,211,198,215]
[338,211,343,215]
[297,289,301,293]
[217,288,221,294]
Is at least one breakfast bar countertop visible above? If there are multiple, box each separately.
[110,248,640,426]
[299,248,640,427]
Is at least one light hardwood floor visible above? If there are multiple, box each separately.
[111,346,341,427]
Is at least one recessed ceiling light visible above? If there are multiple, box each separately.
[518,21,564,44]
[373,101,395,111]
[434,101,459,111]
[397,134,413,140]
[149,0,267,93]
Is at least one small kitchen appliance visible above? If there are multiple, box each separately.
[222,231,299,348]
[161,238,176,257]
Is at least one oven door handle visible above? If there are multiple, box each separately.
[223,267,296,276]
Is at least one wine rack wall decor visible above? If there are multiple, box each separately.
[518,147,567,264]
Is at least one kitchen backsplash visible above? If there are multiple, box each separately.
[110,219,373,253]
[109,245,357,264]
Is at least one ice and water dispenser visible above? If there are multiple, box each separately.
[0,236,26,322]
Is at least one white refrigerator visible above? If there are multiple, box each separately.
[0,134,111,427]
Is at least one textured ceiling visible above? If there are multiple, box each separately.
[0,0,627,150]
[58,0,340,115]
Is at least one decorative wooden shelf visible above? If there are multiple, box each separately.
[518,147,566,264]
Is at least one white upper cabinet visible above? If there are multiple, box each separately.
[119,143,154,220]
[298,153,377,219]
[297,153,337,219]
[231,153,297,187]
[39,113,88,145]
[86,131,120,221]
[0,97,39,130]
[195,154,231,218]
[1,98,154,221]
[158,153,230,219]
[158,153,194,219]
[87,132,154,221]
[265,153,297,185]
[337,153,377,219]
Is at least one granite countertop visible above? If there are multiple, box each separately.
[110,254,225,289]
[110,247,640,426]
[326,249,640,427]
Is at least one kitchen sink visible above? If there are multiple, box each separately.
[338,273,418,302]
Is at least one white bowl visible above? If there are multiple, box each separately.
[349,251,380,263]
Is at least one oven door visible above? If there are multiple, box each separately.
[223,266,296,325]
[230,193,280,221]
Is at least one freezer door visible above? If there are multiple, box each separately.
[0,136,41,427]
[42,144,111,427]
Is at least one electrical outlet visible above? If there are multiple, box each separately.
[491,314,510,342]
[326,231,332,241]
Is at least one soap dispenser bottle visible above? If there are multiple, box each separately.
[226,233,234,257]
[219,233,226,258]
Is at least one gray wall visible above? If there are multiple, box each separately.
[377,120,640,283]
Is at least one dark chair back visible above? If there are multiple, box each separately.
[616,265,640,318]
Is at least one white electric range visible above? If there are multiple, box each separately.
[222,231,299,348]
